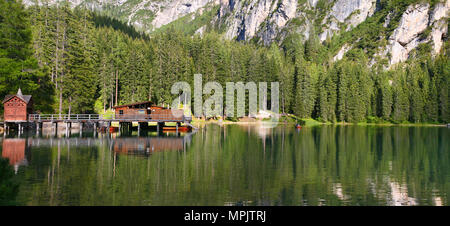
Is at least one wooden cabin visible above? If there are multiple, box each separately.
[112,101,155,118]
[2,88,33,122]
[112,101,185,121]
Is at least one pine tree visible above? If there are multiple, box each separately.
[391,69,409,122]
[0,0,53,114]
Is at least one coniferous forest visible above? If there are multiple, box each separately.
[0,0,448,123]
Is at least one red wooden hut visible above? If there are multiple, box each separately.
[2,88,33,122]
[112,101,184,121]
[112,101,155,117]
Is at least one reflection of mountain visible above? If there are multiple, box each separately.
[2,138,28,173]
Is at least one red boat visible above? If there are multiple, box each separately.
[110,127,119,133]
[163,126,191,132]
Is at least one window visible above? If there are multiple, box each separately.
[119,110,124,115]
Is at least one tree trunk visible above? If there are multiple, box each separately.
[115,69,118,106]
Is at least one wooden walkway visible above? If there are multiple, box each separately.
[28,114,192,123]
[2,113,196,133]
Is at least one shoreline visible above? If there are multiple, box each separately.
[191,119,448,127]
[0,120,447,132]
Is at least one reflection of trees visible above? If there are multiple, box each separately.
[0,157,19,205]
[11,125,449,206]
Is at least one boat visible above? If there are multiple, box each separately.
[162,126,191,132]
[109,127,118,133]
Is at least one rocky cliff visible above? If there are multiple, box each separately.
[23,0,218,30]
[23,0,449,66]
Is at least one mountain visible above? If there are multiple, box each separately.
[22,0,449,66]
[22,0,219,30]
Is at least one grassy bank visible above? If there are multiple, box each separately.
[190,116,448,127]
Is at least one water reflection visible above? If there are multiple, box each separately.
[0,148,20,205]
[1,138,29,174]
[0,125,448,206]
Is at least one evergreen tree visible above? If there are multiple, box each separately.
[0,0,53,114]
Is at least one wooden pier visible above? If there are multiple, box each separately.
[2,90,197,134]
[2,113,195,135]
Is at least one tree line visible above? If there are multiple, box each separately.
[0,0,448,123]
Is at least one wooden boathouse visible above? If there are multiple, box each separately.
[2,88,33,122]
[1,89,195,134]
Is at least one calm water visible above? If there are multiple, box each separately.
[0,124,448,206]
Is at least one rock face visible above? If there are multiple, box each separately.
[385,1,449,65]
[23,0,217,30]
[151,0,217,29]
[22,0,450,66]
[218,0,276,41]
[217,0,304,42]
[333,44,352,61]
[387,3,430,65]
[217,0,378,44]
[430,1,449,55]
[320,0,377,41]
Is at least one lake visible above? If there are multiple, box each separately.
[0,124,448,206]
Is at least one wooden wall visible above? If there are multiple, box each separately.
[3,97,29,121]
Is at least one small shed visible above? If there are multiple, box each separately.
[2,88,33,122]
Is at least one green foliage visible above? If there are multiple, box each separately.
[2,1,447,124]
[0,0,54,114]
[0,158,19,205]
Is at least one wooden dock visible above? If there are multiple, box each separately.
[2,91,196,134]
[2,113,195,134]
[28,113,192,123]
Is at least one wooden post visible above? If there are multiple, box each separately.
[93,122,97,137]
[54,122,58,137]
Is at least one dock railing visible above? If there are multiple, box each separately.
[28,113,191,122]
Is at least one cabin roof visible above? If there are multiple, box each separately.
[2,89,32,104]
[112,101,154,109]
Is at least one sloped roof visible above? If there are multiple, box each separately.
[3,94,32,104]
[112,101,154,109]
[2,89,32,104]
